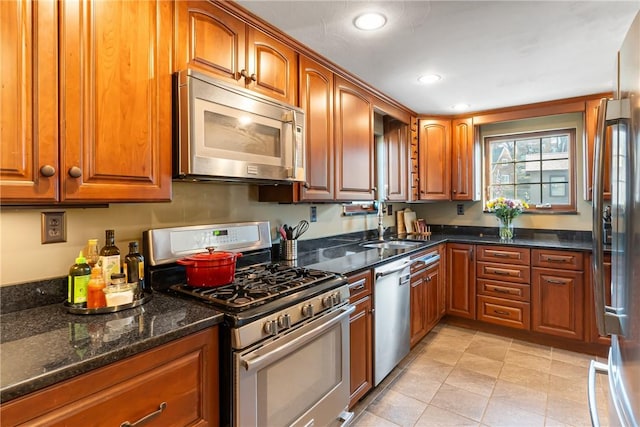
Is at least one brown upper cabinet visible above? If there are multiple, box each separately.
[378,106,410,202]
[584,98,612,201]
[417,117,476,202]
[175,1,297,105]
[1,0,173,204]
[334,77,376,201]
[418,119,451,201]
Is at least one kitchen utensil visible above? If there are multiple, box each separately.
[292,220,309,240]
[279,226,288,241]
[177,247,242,287]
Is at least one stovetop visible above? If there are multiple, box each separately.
[169,263,340,311]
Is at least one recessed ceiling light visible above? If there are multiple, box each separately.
[354,12,387,31]
[452,103,470,111]
[418,74,441,84]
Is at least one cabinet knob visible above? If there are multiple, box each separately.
[240,69,257,83]
[39,165,56,177]
[303,182,310,189]
[250,73,257,82]
[68,166,82,178]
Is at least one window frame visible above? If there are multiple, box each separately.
[483,128,577,213]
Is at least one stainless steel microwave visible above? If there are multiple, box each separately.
[174,69,305,182]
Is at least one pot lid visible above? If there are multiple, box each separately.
[184,247,240,261]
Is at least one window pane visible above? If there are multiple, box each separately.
[491,163,514,185]
[543,182,569,204]
[516,184,540,205]
[489,185,515,200]
[515,139,540,161]
[541,159,569,181]
[515,162,539,184]
[541,136,569,159]
[490,140,514,163]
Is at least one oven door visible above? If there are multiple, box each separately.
[235,304,355,427]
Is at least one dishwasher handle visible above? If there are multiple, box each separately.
[375,260,415,279]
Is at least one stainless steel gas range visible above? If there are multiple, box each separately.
[144,222,354,427]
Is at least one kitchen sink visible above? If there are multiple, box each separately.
[360,241,424,249]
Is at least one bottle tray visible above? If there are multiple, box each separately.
[64,291,153,315]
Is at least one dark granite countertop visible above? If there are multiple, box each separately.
[1,225,598,403]
[295,226,596,275]
[0,292,223,402]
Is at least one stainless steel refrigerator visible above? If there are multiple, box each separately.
[590,10,640,427]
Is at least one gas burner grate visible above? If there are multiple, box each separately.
[170,264,337,310]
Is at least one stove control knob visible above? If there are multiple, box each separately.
[301,304,314,318]
[263,319,279,336]
[322,295,334,309]
[278,314,292,329]
[332,292,342,305]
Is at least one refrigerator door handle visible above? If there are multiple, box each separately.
[588,359,609,427]
[592,98,624,337]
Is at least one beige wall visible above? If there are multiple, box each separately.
[411,112,593,231]
[0,182,400,286]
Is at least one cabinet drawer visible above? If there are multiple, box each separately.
[477,261,530,284]
[477,295,531,330]
[410,248,439,274]
[348,270,372,301]
[477,279,530,302]
[532,249,584,271]
[477,245,530,265]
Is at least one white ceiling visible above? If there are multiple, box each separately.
[237,0,640,115]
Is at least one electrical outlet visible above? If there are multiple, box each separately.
[457,204,464,215]
[310,206,317,223]
[387,204,393,216]
[41,211,67,244]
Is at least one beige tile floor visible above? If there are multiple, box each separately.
[351,323,611,427]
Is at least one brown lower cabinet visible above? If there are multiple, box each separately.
[410,246,444,347]
[348,270,373,408]
[446,243,476,319]
[0,327,219,426]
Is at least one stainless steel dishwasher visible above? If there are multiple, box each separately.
[373,256,413,385]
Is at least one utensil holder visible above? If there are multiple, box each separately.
[281,240,298,260]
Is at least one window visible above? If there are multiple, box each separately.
[484,129,576,212]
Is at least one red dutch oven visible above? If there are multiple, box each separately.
[177,247,242,287]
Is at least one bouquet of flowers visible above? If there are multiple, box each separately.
[485,197,529,221]
[485,197,529,240]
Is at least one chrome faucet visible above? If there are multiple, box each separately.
[377,202,386,240]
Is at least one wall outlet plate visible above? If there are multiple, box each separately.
[310,206,317,223]
[41,211,67,244]
[457,204,464,215]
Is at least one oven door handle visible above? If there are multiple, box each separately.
[240,305,355,372]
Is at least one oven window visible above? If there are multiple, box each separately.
[203,110,281,157]
[256,323,342,425]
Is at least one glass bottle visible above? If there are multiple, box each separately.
[99,229,120,284]
[85,238,100,268]
[87,266,107,309]
[68,252,91,306]
[125,241,145,297]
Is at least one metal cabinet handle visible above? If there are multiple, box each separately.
[349,278,367,291]
[543,255,571,263]
[68,166,82,178]
[120,402,167,427]
[39,165,56,177]
[493,310,510,316]
[588,360,609,427]
[492,287,512,294]
[545,278,567,285]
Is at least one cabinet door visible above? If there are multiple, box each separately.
[384,116,409,202]
[0,0,58,203]
[418,119,451,200]
[451,118,474,200]
[532,268,584,340]
[349,295,373,408]
[410,273,427,347]
[60,0,172,202]
[247,28,297,105]
[446,243,476,319]
[334,77,375,201]
[424,263,441,332]
[299,55,334,201]
[584,98,612,201]
[174,0,246,84]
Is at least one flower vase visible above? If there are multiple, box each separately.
[498,218,514,241]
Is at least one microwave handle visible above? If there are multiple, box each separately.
[289,109,298,180]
